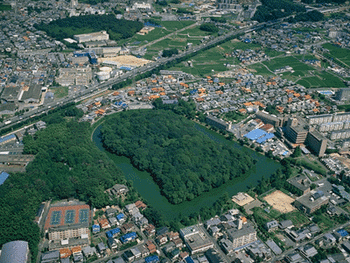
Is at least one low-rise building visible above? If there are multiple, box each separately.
[294,190,329,214]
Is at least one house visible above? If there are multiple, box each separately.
[130,247,142,259]
[265,220,279,232]
[41,250,60,263]
[123,250,135,262]
[82,246,96,258]
[97,242,107,254]
[298,244,318,258]
[146,241,157,254]
[144,224,156,237]
[121,223,134,234]
[98,218,111,229]
[135,200,147,210]
[156,234,168,246]
[279,220,294,230]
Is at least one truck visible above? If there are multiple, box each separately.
[4,120,11,125]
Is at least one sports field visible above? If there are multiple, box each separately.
[263,190,295,213]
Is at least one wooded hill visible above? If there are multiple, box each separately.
[35,14,143,41]
[100,110,255,204]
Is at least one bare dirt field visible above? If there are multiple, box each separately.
[263,190,296,213]
[98,55,151,67]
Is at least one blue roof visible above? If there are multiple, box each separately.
[244,129,267,140]
[116,213,125,220]
[337,229,349,237]
[120,66,132,71]
[145,255,159,263]
[185,257,195,263]
[120,232,137,243]
[256,133,275,144]
[282,151,289,156]
[0,134,16,144]
[0,171,9,186]
[244,129,274,144]
[106,228,120,238]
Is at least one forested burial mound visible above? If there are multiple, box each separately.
[100,110,255,204]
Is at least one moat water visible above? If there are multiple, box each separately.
[93,121,281,221]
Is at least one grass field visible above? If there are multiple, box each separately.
[281,211,309,228]
[52,86,69,99]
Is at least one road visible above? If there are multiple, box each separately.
[0,21,274,133]
[273,221,350,262]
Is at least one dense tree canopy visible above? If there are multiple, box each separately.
[0,112,125,260]
[100,110,255,204]
[35,14,143,41]
[253,0,306,22]
[200,23,219,33]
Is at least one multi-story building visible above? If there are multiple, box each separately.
[319,122,344,132]
[206,115,232,130]
[226,223,257,249]
[48,223,89,240]
[256,111,283,127]
[335,88,350,101]
[73,31,109,43]
[285,125,308,144]
[56,67,92,86]
[294,190,329,214]
[306,131,327,157]
[307,114,333,125]
[331,129,350,140]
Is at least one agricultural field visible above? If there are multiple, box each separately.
[167,39,264,76]
[296,71,346,88]
[323,43,350,67]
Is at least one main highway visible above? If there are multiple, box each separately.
[0,21,272,132]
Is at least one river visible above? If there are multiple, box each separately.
[92,122,281,221]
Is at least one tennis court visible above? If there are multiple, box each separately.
[50,211,61,225]
[65,210,76,224]
[79,209,89,223]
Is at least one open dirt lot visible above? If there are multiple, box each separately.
[263,190,296,213]
[98,55,151,67]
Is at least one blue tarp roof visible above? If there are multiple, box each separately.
[145,255,159,263]
[106,228,120,238]
[337,229,349,237]
[185,257,195,263]
[116,213,124,220]
[0,171,9,185]
[120,232,137,243]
